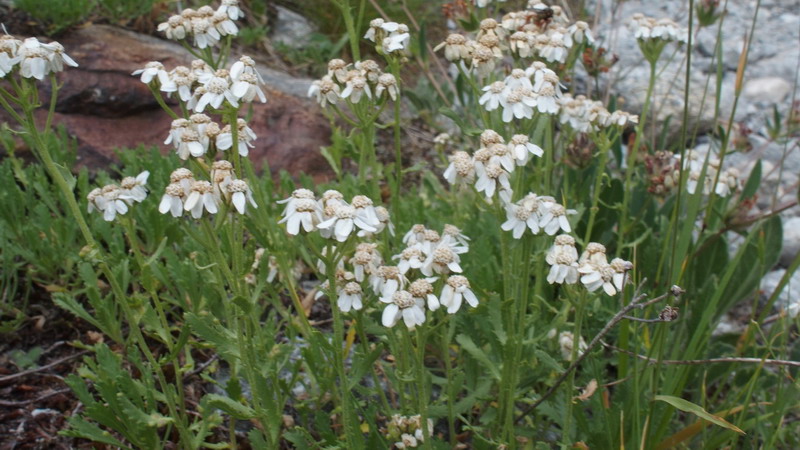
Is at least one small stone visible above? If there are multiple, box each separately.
[780,217,800,267]
[743,77,792,104]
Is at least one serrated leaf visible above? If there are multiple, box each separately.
[62,416,131,449]
[655,395,745,434]
[185,312,240,360]
[202,393,256,420]
[455,334,501,380]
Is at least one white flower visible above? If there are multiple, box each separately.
[231,72,266,103]
[0,36,22,77]
[327,58,349,83]
[278,188,316,216]
[170,167,195,196]
[194,69,238,112]
[118,171,149,203]
[184,180,219,219]
[317,203,376,242]
[351,243,382,282]
[509,31,534,57]
[230,56,263,84]
[421,246,462,277]
[470,45,497,78]
[443,151,475,185]
[216,119,257,157]
[479,81,507,111]
[546,235,579,284]
[370,265,407,297]
[505,68,533,91]
[566,21,594,47]
[132,61,174,87]
[308,75,340,107]
[219,0,244,20]
[557,331,587,361]
[442,224,470,251]
[381,290,426,329]
[363,18,385,42]
[402,224,427,247]
[41,41,78,73]
[363,206,394,237]
[393,247,426,275]
[158,15,187,40]
[338,281,364,313]
[166,66,195,100]
[16,38,52,80]
[211,10,239,36]
[93,185,129,222]
[159,183,186,217]
[278,197,321,235]
[433,34,470,62]
[539,203,576,235]
[227,179,257,214]
[579,259,616,295]
[211,159,234,198]
[176,129,206,159]
[609,258,633,293]
[474,162,511,199]
[192,16,221,49]
[350,195,381,230]
[408,278,440,312]
[440,275,478,314]
[340,71,371,103]
[86,188,102,214]
[375,73,399,101]
[501,198,541,239]
[383,24,410,53]
[500,88,536,122]
[508,134,543,165]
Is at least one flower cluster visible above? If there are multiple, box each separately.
[384,414,433,449]
[363,18,411,54]
[558,93,638,132]
[630,13,688,44]
[444,129,543,200]
[0,35,78,80]
[157,0,243,48]
[278,189,390,242]
[545,240,633,296]
[548,329,588,361]
[479,65,563,120]
[164,114,257,160]
[435,2,595,74]
[158,164,256,218]
[501,193,576,238]
[87,172,149,222]
[132,55,266,113]
[308,58,399,107]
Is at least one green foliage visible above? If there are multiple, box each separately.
[13,0,93,35]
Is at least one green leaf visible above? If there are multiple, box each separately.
[455,334,501,380]
[62,416,131,449]
[53,162,77,191]
[201,393,256,420]
[740,159,761,200]
[185,312,240,360]
[655,395,745,434]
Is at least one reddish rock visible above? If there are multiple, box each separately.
[7,25,332,180]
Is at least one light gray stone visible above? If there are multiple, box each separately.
[743,77,792,104]
[760,268,800,310]
[781,217,800,267]
[271,5,315,50]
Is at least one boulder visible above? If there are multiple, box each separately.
[5,24,332,180]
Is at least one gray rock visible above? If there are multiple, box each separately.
[743,77,792,105]
[271,5,316,50]
[781,217,800,267]
[760,268,800,310]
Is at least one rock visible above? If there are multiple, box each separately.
[743,77,792,104]
[271,5,316,50]
[3,24,332,181]
[781,217,800,267]
[760,268,800,310]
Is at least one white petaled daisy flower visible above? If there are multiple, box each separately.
[170,167,195,196]
[474,162,511,199]
[508,134,543,165]
[42,41,78,73]
[505,68,533,91]
[350,195,381,230]
[17,37,77,80]
[546,234,579,284]
[355,59,382,83]
[477,34,502,59]
[184,180,219,219]
[579,242,608,265]
[382,23,411,53]
[327,58,349,83]
[230,55,263,84]
[609,257,633,293]
[132,61,174,90]
[317,203,376,242]
[539,203,576,235]
[177,129,206,159]
[566,21,594,47]
[362,206,394,237]
[118,171,150,203]
[500,88,536,122]
[86,188,103,214]
[0,35,22,77]
[402,224,427,246]
[308,75,340,107]
[219,0,244,20]
[476,18,504,41]
[211,10,239,37]
[408,278,440,312]
[363,18,386,42]
[440,275,478,314]
[165,118,190,147]
[231,72,266,103]
[557,331,587,361]
[279,197,321,235]
[433,34,470,62]
[370,265,407,297]
[488,143,516,173]
[277,188,315,215]
[340,71,371,103]
[159,182,186,218]
[443,151,475,185]
[158,15,188,40]
[337,281,364,313]
[191,14,220,49]
[421,246,463,277]
[375,73,399,101]
[501,197,541,239]
[579,259,617,295]
[217,119,257,157]
[442,224,470,251]
[470,45,497,78]
[211,159,234,198]
[508,31,534,57]
[227,179,257,214]
[195,69,238,112]
[167,66,196,101]
[417,229,442,256]
[380,290,426,329]
[94,185,129,222]
[393,246,426,275]
[479,81,507,111]
[351,243,382,282]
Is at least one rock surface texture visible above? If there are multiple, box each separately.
[4,25,331,180]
